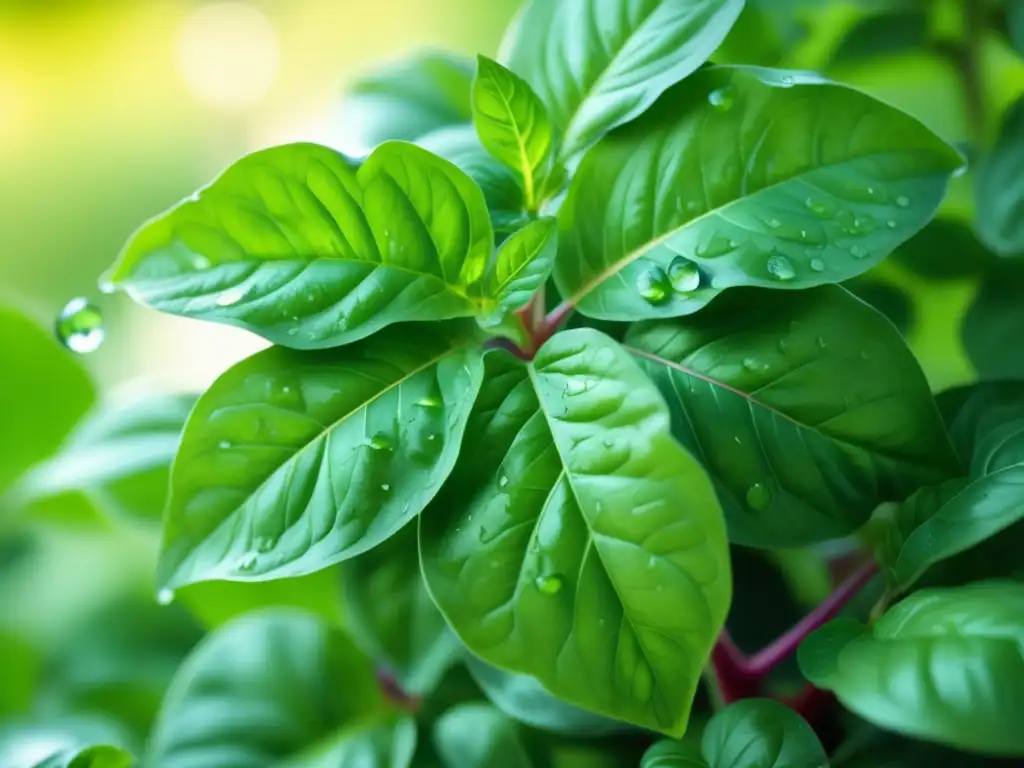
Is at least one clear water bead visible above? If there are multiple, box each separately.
[55,297,104,354]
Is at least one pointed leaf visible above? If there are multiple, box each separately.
[799,583,1024,756]
[501,0,745,160]
[432,703,534,768]
[555,66,964,321]
[105,142,495,349]
[472,56,554,210]
[641,741,708,767]
[701,699,828,768]
[420,332,731,736]
[147,609,416,767]
[158,322,484,589]
[488,218,557,312]
[975,95,1024,257]
[625,285,958,547]
[340,524,458,695]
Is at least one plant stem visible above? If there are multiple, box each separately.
[710,630,760,703]
[961,0,987,146]
[482,336,532,360]
[745,560,878,677]
[535,300,574,347]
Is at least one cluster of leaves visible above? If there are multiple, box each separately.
[3,0,1024,766]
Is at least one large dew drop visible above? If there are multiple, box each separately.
[636,267,671,305]
[55,297,104,354]
[707,85,735,112]
[745,482,772,511]
[766,254,796,281]
[367,432,394,451]
[535,573,563,595]
[667,256,701,293]
[156,588,175,606]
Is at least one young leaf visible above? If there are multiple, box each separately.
[472,56,554,210]
[875,381,1024,589]
[500,0,745,160]
[104,142,495,349]
[13,392,195,523]
[0,304,95,495]
[147,609,416,767]
[432,703,535,768]
[420,332,731,737]
[800,583,1024,757]
[625,286,958,548]
[487,218,557,312]
[701,699,828,768]
[641,741,708,767]
[340,524,458,695]
[337,51,473,154]
[157,322,483,589]
[975,96,1024,257]
[555,66,964,322]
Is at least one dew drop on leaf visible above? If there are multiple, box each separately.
[367,432,394,451]
[745,482,772,511]
[766,254,796,281]
[707,85,735,111]
[667,256,701,293]
[381,483,390,491]
[156,588,174,606]
[850,245,869,259]
[535,573,563,595]
[55,298,105,354]
[809,257,826,272]
[218,440,231,449]
[215,286,247,307]
[766,217,781,229]
[191,255,211,270]
[886,219,897,229]
[742,357,759,371]
[805,197,831,217]
[415,394,442,408]
[896,195,910,208]
[498,475,508,488]
[636,267,671,304]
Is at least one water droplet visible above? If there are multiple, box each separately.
[191,255,211,270]
[535,574,563,595]
[667,256,701,293]
[707,85,735,111]
[305,293,316,303]
[55,298,104,354]
[742,357,759,371]
[415,395,442,408]
[809,257,826,272]
[215,286,247,307]
[156,588,174,606]
[734,436,742,444]
[218,440,232,449]
[866,186,875,196]
[850,245,869,259]
[886,219,897,229]
[896,195,910,208]
[498,475,508,488]
[368,432,394,451]
[236,552,258,572]
[636,267,671,304]
[746,482,772,511]
[766,217,781,229]
[381,483,390,491]
[766,254,796,281]
[805,198,831,217]
[427,434,437,442]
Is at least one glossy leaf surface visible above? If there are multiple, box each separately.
[421,331,731,736]
[800,583,1024,756]
[472,56,553,210]
[432,703,534,768]
[336,52,472,153]
[487,218,557,312]
[641,741,708,767]
[555,66,963,321]
[106,142,494,349]
[975,96,1024,257]
[147,609,414,767]
[501,0,745,160]
[626,286,957,547]
[701,699,828,768]
[340,524,457,694]
[158,323,483,589]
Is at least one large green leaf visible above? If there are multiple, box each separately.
[12,392,194,523]
[963,264,1024,381]
[625,285,958,547]
[500,0,745,160]
[876,382,1024,589]
[340,524,458,695]
[157,322,483,589]
[336,51,473,154]
[432,703,534,768]
[147,609,415,767]
[701,699,828,768]
[0,304,95,495]
[104,142,495,349]
[472,56,554,211]
[555,65,964,321]
[975,96,1024,257]
[799,583,1024,756]
[420,331,731,736]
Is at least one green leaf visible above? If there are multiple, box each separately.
[147,609,414,767]
[830,10,928,65]
[963,264,1024,381]
[1007,2,1024,73]
[472,56,554,211]
[0,717,131,768]
[35,744,134,768]
[337,51,473,154]
[500,0,745,160]
[843,279,912,336]
[432,703,534,768]
[0,304,95,495]
[890,218,993,281]
[105,142,495,349]
[487,218,557,313]
[416,125,528,234]
[420,331,731,736]
[800,583,1024,756]
[157,322,483,589]
[0,630,39,718]
[702,699,828,768]
[975,96,1024,257]
[12,392,194,523]
[555,65,964,321]
[641,741,708,767]
[625,285,958,548]
[463,654,632,736]
[340,524,458,695]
